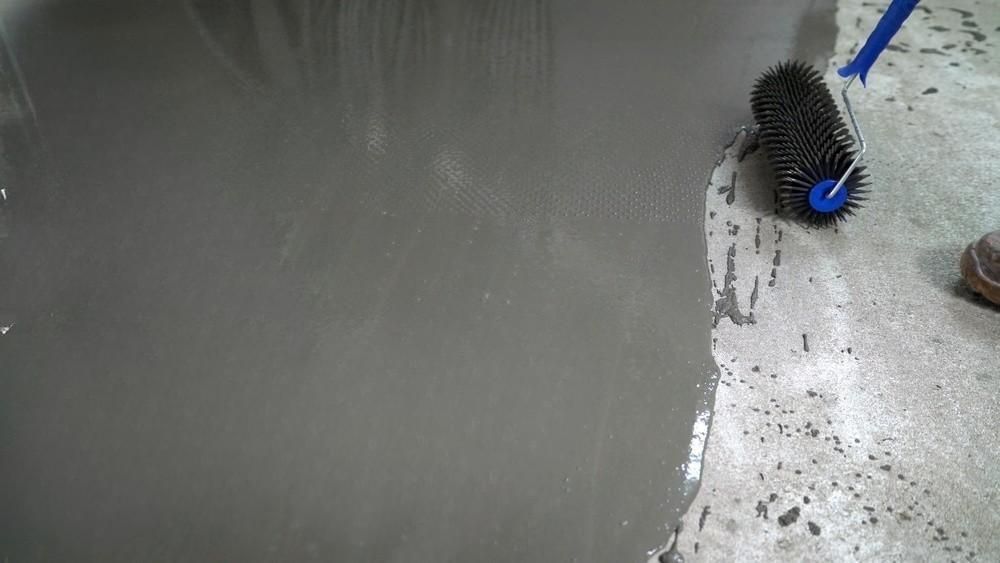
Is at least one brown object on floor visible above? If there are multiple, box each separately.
[961,230,1000,305]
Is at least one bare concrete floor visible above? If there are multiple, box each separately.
[679,0,1000,560]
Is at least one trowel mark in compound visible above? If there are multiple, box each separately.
[713,243,755,327]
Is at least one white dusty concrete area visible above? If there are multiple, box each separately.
[678,0,1000,560]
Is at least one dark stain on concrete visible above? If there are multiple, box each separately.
[717,172,738,206]
[777,507,801,527]
[698,505,712,532]
[714,244,756,327]
[755,501,770,519]
[961,30,987,42]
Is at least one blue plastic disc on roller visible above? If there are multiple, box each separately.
[809,180,847,213]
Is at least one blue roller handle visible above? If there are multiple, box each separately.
[837,0,919,86]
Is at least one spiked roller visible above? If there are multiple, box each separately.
[749,0,918,227]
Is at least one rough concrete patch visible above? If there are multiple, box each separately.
[679,0,1000,559]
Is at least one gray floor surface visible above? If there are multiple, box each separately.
[0,1,835,561]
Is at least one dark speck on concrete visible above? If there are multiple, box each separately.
[698,505,711,532]
[802,334,810,352]
[922,87,939,95]
[777,506,801,527]
[928,25,950,32]
[961,30,986,42]
[808,521,821,536]
[947,7,973,18]
[886,44,908,52]
[919,48,948,55]
[960,20,978,28]
[713,244,755,327]
[755,500,769,519]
